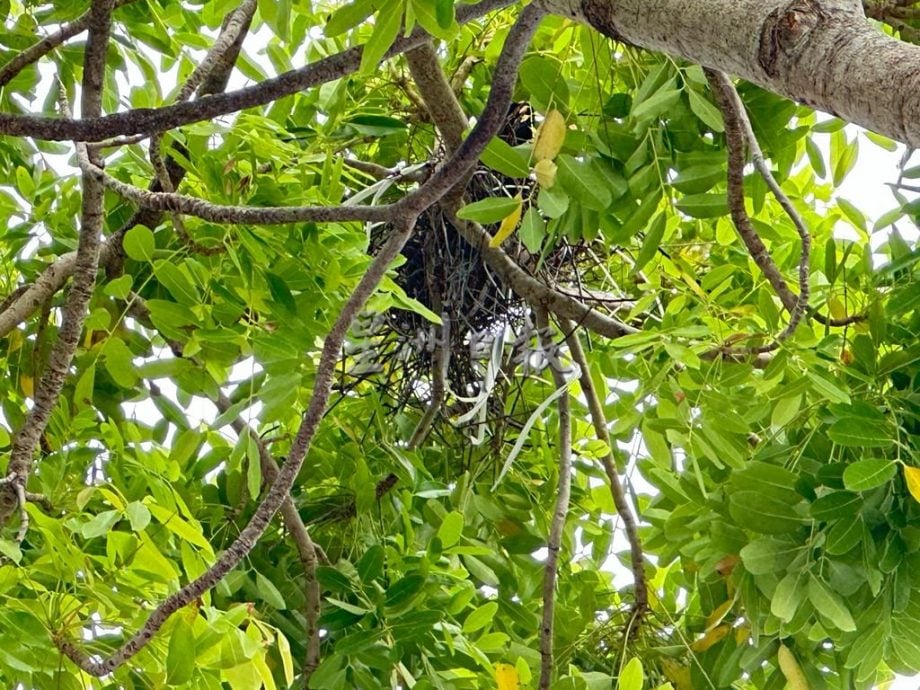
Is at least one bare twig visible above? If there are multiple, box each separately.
[1,0,115,540]
[535,307,572,690]
[562,322,648,624]
[0,0,515,142]
[55,214,419,675]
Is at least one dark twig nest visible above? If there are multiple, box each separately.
[342,104,594,421]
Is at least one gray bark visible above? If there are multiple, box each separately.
[543,0,920,147]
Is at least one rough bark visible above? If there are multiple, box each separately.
[545,0,920,147]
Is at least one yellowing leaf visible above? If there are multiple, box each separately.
[777,645,810,690]
[533,158,557,188]
[533,109,566,162]
[705,600,734,630]
[495,663,519,690]
[690,624,730,652]
[661,659,691,690]
[828,296,848,320]
[904,465,920,503]
[488,195,523,248]
[19,375,33,398]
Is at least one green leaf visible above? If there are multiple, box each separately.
[325,0,375,35]
[687,88,724,132]
[729,491,803,534]
[480,137,530,178]
[462,601,498,633]
[126,501,151,532]
[740,538,800,575]
[632,213,666,274]
[537,186,569,218]
[456,196,524,224]
[556,155,611,211]
[630,87,681,122]
[842,458,897,491]
[771,572,805,622]
[123,226,155,262]
[808,575,857,632]
[671,164,724,194]
[675,193,729,219]
[0,539,22,564]
[519,56,569,110]
[519,207,545,253]
[81,510,122,539]
[437,511,464,548]
[359,0,403,75]
[828,419,893,448]
[255,572,287,609]
[146,500,214,556]
[411,0,456,40]
[166,618,196,686]
[619,657,644,690]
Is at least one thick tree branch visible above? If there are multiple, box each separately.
[562,322,648,624]
[535,307,572,690]
[405,42,469,152]
[55,214,419,675]
[0,0,514,142]
[1,0,115,536]
[552,0,920,147]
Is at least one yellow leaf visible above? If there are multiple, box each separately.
[533,158,557,188]
[488,195,523,248]
[533,109,566,162]
[661,659,692,690]
[690,624,730,652]
[828,296,847,321]
[705,600,734,630]
[777,645,810,690]
[19,375,33,398]
[904,465,920,503]
[495,663,519,690]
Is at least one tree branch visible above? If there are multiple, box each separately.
[706,69,810,349]
[534,307,572,690]
[562,321,648,624]
[55,214,419,675]
[0,0,136,88]
[405,41,469,152]
[0,0,514,142]
[1,0,115,537]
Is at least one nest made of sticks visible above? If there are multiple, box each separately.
[341,104,595,422]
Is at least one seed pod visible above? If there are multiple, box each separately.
[533,109,566,162]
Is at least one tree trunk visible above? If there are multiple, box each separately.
[545,0,920,147]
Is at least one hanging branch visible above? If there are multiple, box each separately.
[407,316,451,449]
[534,307,572,690]
[706,69,810,347]
[0,0,515,142]
[0,0,116,539]
[561,321,648,625]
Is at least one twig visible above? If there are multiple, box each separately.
[407,316,451,449]
[2,0,115,542]
[55,214,419,675]
[0,0,515,142]
[0,0,136,88]
[562,321,648,625]
[534,307,572,690]
[706,69,811,352]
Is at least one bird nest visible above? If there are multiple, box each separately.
[340,104,595,425]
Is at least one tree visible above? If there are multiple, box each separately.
[0,0,917,687]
